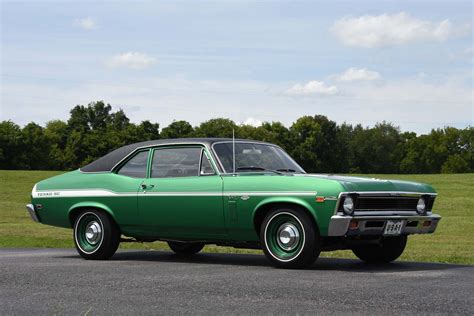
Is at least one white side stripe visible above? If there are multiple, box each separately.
[32,188,317,198]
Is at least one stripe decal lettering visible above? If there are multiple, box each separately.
[32,187,317,199]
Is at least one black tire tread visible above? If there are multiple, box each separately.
[168,241,205,255]
[352,235,407,263]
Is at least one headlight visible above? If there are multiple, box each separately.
[416,197,426,214]
[343,196,354,215]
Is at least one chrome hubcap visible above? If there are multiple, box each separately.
[277,223,300,251]
[85,221,102,245]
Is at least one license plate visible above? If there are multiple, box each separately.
[384,220,404,236]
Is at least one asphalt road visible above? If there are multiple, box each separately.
[1,249,473,315]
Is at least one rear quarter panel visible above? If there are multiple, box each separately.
[32,170,142,231]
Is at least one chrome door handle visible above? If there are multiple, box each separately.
[141,184,155,190]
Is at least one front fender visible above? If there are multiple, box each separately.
[252,196,320,226]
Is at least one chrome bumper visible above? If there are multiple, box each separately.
[26,204,39,223]
[327,213,441,237]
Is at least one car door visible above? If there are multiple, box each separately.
[138,145,226,239]
[111,149,150,231]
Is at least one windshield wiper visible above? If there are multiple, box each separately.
[236,166,283,174]
[276,168,298,173]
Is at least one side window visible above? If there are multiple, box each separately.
[200,151,216,175]
[151,147,202,178]
[117,150,149,178]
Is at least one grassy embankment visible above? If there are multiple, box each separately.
[0,170,472,264]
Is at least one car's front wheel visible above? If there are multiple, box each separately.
[352,235,407,263]
[73,210,120,260]
[260,206,321,269]
[168,241,204,255]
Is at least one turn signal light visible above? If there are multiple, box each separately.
[423,221,432,227]
[349,220,359,229]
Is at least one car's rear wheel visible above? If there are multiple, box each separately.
[168,241,204,255]
[352,235,407,263]
[260,206,320,269]
[73,210,120,260]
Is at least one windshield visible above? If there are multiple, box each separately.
[213,142,305,174]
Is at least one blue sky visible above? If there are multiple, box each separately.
[1,0,473,133]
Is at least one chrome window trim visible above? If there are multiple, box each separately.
[111,142,219,175]
[198,149,204,176]
[79,142,213,174]
[150,146,213,179]
[115,149,150,179]
[78,170,111,174]
[210,140,306,175]
[199,148,217,176]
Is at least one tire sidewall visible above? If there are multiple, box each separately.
[73,209,120,260]
[74,211,105,255]
[260,207,320,269]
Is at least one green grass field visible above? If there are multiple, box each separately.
[1,170,473,264]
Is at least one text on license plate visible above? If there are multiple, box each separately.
[384,220,404,235]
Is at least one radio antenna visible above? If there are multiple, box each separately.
[232,128,236,174]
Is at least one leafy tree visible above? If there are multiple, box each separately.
[137,121,160,140]
[44,120,69,169]
[0,121,23,169]
[441,154,470,173]
[350,122,404,173]
[289,115,339,173]
[161,120,194,139]
[87,101,112,130]
[68,105,90,132]
[0,101,471,173]
[194,118,237,138]
[110,109,130,130]
[21,122,51,170]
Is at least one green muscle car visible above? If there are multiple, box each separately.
[26,138,441,268]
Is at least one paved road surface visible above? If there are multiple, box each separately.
[0,248,473,314]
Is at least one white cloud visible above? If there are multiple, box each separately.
[107,52,156,70]
[331,12,456,48]
[242,117,263,127]
[2,75,472,134]
[285,80,338,96]
[334,67,381,82]
[73,17,97,30]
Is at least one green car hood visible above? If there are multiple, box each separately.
[296,174,436,193]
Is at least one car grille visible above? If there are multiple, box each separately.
[338,195,435,213]
[357,197,418,211]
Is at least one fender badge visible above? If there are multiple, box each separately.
[240,195,250,201]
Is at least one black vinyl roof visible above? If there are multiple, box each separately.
[80,138,270,173]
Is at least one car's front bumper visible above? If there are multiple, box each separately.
[327,213,441,237]
[26,204,40,223]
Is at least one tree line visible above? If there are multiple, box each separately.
[1,101,472,173]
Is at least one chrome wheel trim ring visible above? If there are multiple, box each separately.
[263,211,306,263]
[74,212,105,255]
